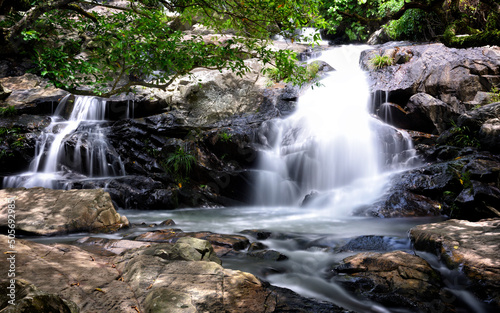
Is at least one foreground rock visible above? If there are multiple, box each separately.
[0,235,347,313]
[410,219,500,307]
[332,251,447,312]
[0,187,128,235]
[0,280,79,313]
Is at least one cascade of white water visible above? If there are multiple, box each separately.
[254,45,417,211]
[3,96,125,189]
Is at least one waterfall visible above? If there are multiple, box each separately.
[254,45,417,212]
[4,96,125,189]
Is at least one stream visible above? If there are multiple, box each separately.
[6,45,497,312]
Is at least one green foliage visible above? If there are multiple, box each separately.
[384,9,443,41]
[218,131,232,143]
[321,0,404,41]
[265,60,321,85]
[3,0,324,97]
[447,121,481,148]
[0,127,25,161]
[161,147,196,183]
[369,54,392,69]
[0,149,14,161]
[321,0,496,45]
[489,86,500,103]
[0,106,17,117]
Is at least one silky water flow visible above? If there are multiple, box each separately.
[3,96,126,189]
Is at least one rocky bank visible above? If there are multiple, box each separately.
[0,235,348,313]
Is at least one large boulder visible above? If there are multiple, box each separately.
[410,219,500,307]
[106,58,268,124]
[0,74,69,115]
[362,44,500,128]
[0,187,129,235]
[405,93,460,134]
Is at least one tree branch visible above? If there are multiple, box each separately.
[62,72,183,98]
[64,3,98,23]
[6,0,75,48]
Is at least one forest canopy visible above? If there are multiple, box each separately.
[0,0,498,97]
[0,0,324,97]
[321,0,500,45]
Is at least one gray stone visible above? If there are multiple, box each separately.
[363,44,500,115]
[406,93,459,134]
[480,117,500,151]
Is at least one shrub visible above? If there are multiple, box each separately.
[0,106,17,117]
[490,86,500,103]
[161,147,196,183]
[369,54,393,69]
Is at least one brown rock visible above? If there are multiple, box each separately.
[134,228,250,256]
[0,74,68,114]
[0,187,128,235]
[333,251,445,312]
[410,219,500,306]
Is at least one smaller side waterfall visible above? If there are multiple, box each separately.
[4,96,125,189]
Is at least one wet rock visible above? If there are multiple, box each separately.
[0,279,79,313]
[297,47,322,61]
[159,219,176,226]
[248,250,288,261]
[0,114,51,175]
[339,235,402,252]
[247,241,268,251]
[410,219,500,307]
[134,229,250,257]
[332,251,445,312]
[375,102,412,129]
[240,229,272,240]
[371,190,442,218]
[368,152,500,220]
[0,187,128,235]
[456,102,500,152]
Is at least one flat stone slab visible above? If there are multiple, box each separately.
[0,187,128,235]
[410,218,500,306]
